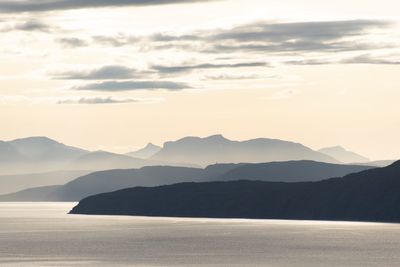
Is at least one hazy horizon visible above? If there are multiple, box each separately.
[1,0,399,160]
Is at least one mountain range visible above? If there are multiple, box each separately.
[70,161,400,223]
[0,137,175,175]
[126,143,161,159]
[318,146,369,163]
[0,161,374,202]
[151,134,338,166]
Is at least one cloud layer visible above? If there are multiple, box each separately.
[0,0,215,13]
[73,80,191,91]
[54,65,140,80]
[57,97,140,104]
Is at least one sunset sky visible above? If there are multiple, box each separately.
[0,0,399,159]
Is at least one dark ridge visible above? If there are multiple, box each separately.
[70,160,400,223]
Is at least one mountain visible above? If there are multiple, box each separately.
[71,151,149,170]
[0,136,89,174]
[365,160,398,167]
[319,146,369,163]
[9,136,88,162]
[70,161,400,223]
[126,143,161,159]
[0,161,374,202]
[209,161,373,182]
[0,141,24,162]
[0,136,178,175]
[151,135,338,167]
[45,166,205,201]
[0,185,61,202]
[0,170,91,195]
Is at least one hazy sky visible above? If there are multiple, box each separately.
[0,0,399,159]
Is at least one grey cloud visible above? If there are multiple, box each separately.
[150,33,200,42]
[132,20,392,57]
[54,65,140,80]
[57,97,139,105]
[211,20,390,43]
[152,62,268,74]
[204,20,391,54]
[0,19,52,32]
[92,35,139,47]
[73,80,191,91]
[342,54,400,65]
[0,0,216,13]
[14,20,51,31]
[58,37,89,48]
[284,59,337,65]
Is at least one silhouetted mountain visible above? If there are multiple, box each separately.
[0,161,373,202]
[126,143,161,159]
[151,135,338,166]
[319,146,369,163]
[0,170,91,195]
[70,161,400,223]
[210,161,373,182]
[46,166,205,201]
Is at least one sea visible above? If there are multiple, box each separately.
[1,202,400,266]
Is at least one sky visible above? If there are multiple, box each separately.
[0,0,399,160]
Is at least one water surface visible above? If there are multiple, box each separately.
[1,203,400,266]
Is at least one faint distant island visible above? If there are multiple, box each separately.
[70,161,400,223]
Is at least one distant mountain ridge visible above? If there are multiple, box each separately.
[70,161,400,223]
[0,137,178,175]
[0,161,374,202]
[319,146,369,163]
[127,143,161,159]
[152,134,338,166]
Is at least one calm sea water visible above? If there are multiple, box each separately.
[1,203,400,266]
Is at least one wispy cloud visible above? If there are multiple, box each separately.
[57,37,89,48]
[0,0,216,13]
[53,65,143,80]
[73,80,191,91]
[342,54,400,65]
[152,62,268,74]
[1,19,53,32]
[57,97,140,105]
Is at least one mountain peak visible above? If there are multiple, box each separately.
[319,146,369,163]
[11,136,59,144]
[204,134,227,141]
[145,143,159,149]
[127,143,161,159]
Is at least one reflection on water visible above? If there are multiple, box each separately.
[1,203,400,266]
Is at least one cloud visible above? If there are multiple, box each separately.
[0,0,216,13]
[92,35,139,47]
[73,80,191,91]
[342,54,400,65]
[57,97,141,104]
[283,59,336,65]
[53,65,141,80]
[128,19,392,57]
[57,37,89,48]
[1,19,53,32]
[211,20,389,43]
[203,74,261,80]
[152,62,268,74]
